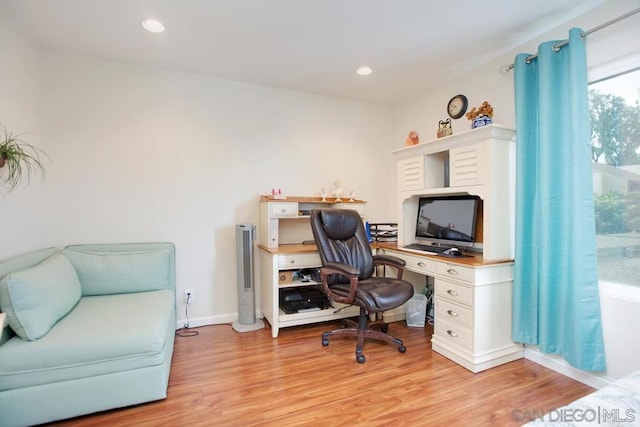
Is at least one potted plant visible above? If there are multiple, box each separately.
[465,101,494,129]
[0,125,48,191]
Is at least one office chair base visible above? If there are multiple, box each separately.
[321,311,407,363]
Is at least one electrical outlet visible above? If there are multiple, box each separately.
[184,289,194,304]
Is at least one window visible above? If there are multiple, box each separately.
[590,67,640,286]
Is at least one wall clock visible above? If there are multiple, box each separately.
[447,94,468,119]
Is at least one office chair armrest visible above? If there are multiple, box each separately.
[323,262,359,276]
[320,262,359,304]
[373,254,406,280]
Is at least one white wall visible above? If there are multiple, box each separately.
[40,52,394,325]
[391,0,640,149]
[0,9,52,259]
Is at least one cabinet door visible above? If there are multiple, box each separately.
[398,157,424,191]
[450,143,485,187]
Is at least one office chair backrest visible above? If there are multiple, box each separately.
[310,209,374,283]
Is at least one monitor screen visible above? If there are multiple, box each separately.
[415,195,480,247]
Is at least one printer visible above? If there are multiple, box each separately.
[279,286,329,314]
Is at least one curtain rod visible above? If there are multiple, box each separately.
[500,6,640,73]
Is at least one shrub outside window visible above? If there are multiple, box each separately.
[590,67,640,286]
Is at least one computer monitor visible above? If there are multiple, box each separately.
[414,195,480,248]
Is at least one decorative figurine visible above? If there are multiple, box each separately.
[271,188,286,199]
[332,180,343,202]
[437,119,453,138]
[405,130,420,146]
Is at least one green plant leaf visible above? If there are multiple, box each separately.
[0,125,49,192]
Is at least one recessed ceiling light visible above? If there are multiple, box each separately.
[142,19,165,33]
[356,66,373,76]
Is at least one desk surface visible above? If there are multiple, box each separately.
[374,242,512,267]
[258,243,319,255]
[258,242,512,267]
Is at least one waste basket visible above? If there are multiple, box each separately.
[405,294,427,327]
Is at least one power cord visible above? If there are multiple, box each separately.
[176,293,199,337]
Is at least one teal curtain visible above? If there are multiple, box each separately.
[513,28,606,371]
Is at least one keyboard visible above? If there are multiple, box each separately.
[403,243,449,254]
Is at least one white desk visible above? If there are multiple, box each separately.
[379,243,523,373]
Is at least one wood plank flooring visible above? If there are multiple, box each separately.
[51,321,594,426]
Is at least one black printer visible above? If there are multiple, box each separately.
[279,286,330,314]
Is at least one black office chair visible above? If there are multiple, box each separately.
[310,209,415,363]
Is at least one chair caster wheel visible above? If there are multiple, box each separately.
[322,338,329,346]
[356,354,366,363]
[398,345,406,353]
[381,324,389,333]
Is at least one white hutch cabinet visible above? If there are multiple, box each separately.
[384,125,523,372]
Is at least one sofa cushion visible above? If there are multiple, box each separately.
[0,290,175,391]
[63,248,171,296]
[0,247,58,346]
[0,254,81,341]
[0,247,57,280]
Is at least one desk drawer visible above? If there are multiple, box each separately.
[436,297,472,329]
[435,316,473,351]
[387,251,434,275]
[435,262,474,282]
[270,202,298,218]
[278,253,321,269]
[436,279,473,307]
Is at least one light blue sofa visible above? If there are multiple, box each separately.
[0,242,176,427]
[524,370,640,425]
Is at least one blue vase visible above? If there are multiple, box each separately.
[472,116,492,129]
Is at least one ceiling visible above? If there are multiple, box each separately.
[3,0,606,105]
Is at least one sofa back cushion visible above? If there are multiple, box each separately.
[63,248,171,296]
[0,247,58,280]
[0,253,82,341]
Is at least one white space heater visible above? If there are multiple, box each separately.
[232,223,265,333]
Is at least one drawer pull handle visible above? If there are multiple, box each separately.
[446,289,459,296]
[417,262,426,268]
[447,268,459,275]
[447,309,458,317]
[447,330,458,338]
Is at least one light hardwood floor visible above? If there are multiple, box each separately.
[52,321,594,426]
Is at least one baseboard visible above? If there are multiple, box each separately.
[176,313,236,329]
[523,346,614,389]
[175,310,268,330]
